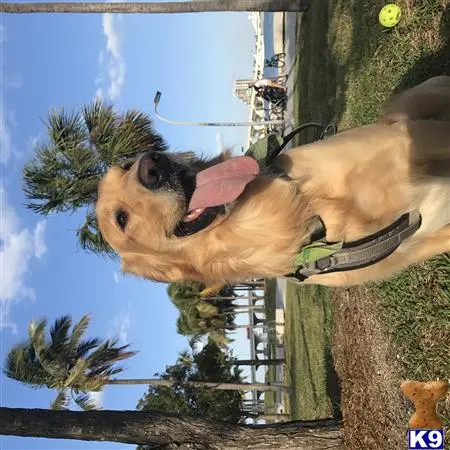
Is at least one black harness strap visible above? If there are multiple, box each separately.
[290,210,422,281]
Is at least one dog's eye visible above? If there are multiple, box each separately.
[115,210,128,231]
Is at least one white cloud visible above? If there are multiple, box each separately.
[94,87,104,101]
[103,14,121,60]
[95,13,125,101]
[0,27,22,165]
[33,221,47,258]
[27,132,42,153]
[0,105,14,165]
[0,186,47,331]
[108,308,131,346]
[0,304,17,334]
[0,187,20,240]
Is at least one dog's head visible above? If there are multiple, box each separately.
[96,149,262,283]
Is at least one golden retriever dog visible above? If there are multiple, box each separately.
[96,76,450,287]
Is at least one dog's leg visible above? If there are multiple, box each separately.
[392,119,450,177]
[380,76,450,124]
[302,224,450,287]
[402,120,450,163]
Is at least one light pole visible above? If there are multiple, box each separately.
[153,91,289,127]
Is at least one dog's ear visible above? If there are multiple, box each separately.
[121,252,202,283]
[208,148,232,164]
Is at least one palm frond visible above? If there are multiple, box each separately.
[50,389,70,410]
[79,377,108,392]
[64,358,89,388]
[46,107,86,150]
[4,344,51,387]
[73,392,98,411]
[208,331,230,348]
[110,109,167,159]
[4,314,137,410]
[68,314,90,353]
[82,100,117,159]
[76,210,117,258]
[86,339,137,366]
[50,315,72,348]
[28,318,47,356]
[75,337,102,359]
[23,143,99,215]
[196,302,219,317]
[87,364,123,379]
[28,317,69,381]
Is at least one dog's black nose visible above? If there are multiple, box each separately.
[138,152,169,189]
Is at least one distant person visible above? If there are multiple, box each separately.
[251,78,287,106]
[251,78,287,93]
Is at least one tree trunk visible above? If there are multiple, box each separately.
[106,378,292,393]
[0,408,343,449]
[234,358,285,366]
[0,1,309,14]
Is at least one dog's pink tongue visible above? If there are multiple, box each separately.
[188,156,260,211]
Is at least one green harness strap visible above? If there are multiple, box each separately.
[293,241,344,269]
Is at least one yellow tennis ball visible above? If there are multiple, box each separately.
[379,4,402,28]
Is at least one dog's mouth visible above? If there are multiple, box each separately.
[174,156,260,237]
[183,207,207,222]
[187,156,260,212]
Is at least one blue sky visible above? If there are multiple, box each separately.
[0,7,262,449]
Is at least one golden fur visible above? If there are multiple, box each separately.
[96,76,450,287]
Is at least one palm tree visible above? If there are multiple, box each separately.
[1,408,343,448]
[4,314,137,410]
[4,314,291,410]
[169,282,238,346]
[167,281,205,301]
[0,1,309,14]
[22,100,167,256]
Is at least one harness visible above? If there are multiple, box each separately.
[246,122,423,281]
[286,210,422,281]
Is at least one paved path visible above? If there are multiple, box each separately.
[273,12,301,310]
[283,12,300,138]
[275,277,288,309]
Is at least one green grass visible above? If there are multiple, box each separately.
[264,279,336,419]
[283,281,336,420]
[372,255,450,380]
[371,255,450,430]
[264,279,277,326]
[292,0,450,137]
